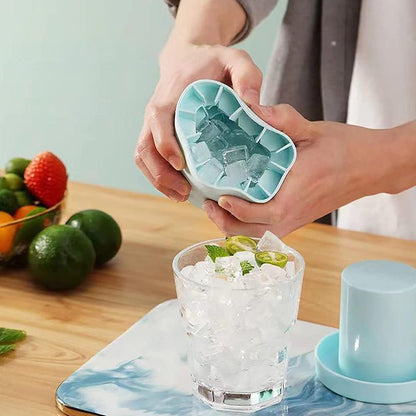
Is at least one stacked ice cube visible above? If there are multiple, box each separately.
[180,231,297,287]
[191,105,271,187]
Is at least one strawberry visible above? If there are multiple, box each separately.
[24,152,67,207]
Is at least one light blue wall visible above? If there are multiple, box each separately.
[0,0,286,194]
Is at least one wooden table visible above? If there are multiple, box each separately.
[1,182,416,415]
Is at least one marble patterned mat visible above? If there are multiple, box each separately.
[56,300,416,415]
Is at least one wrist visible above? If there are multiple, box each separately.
[158,34,208,71]
[351,122,416,196]
[383,121,416,194]
[341,126,394,198]
[172,0,246,46]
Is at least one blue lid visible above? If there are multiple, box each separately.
[342,260,416,294]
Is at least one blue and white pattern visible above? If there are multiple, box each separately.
[56,300,416,416]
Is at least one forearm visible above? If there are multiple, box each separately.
[169,0,246,46]
[350,120,416,197]
[385,120,416,194]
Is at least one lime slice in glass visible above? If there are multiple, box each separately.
[255,251,288,268]
[225,235,257,254]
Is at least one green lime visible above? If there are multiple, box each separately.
[0,177,10,190]
[66,209,122,265]
[28,225,95,291]
[14,190,34,207]
[255,251,288,268]
[5,173,24,191]
[5,158,31,177]
[0,189,18,215]
[225,235,257,254]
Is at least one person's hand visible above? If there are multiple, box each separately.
[203,103,396,237]
[135,35,262,202]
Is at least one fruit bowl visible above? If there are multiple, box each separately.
[0,196,65,267]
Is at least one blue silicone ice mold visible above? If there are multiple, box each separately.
[174,79,297,207]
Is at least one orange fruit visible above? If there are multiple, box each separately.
[14,205,38,221]
[0,212,17,255]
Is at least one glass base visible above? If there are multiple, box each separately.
[195,380,285,413]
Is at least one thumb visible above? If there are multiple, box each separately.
[249,103,312,142]
[225,49,263,105]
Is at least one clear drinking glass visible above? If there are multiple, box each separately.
[172,238,305,412]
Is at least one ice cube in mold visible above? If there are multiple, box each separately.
[223,145,248,165]
[247,153,270,184]
[175,79,297,207]
[225,160,248,185]
[190,142,211,165]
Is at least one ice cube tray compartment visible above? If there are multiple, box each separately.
[237,111,264,137]
[271,145,296,170]
[175,79,297,206]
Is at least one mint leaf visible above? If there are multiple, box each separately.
[205,245,230,262]
[0,328,26,344]
[0,344,15,355]
[241,261,254,275]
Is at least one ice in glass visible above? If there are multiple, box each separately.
[172,231,304,412]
